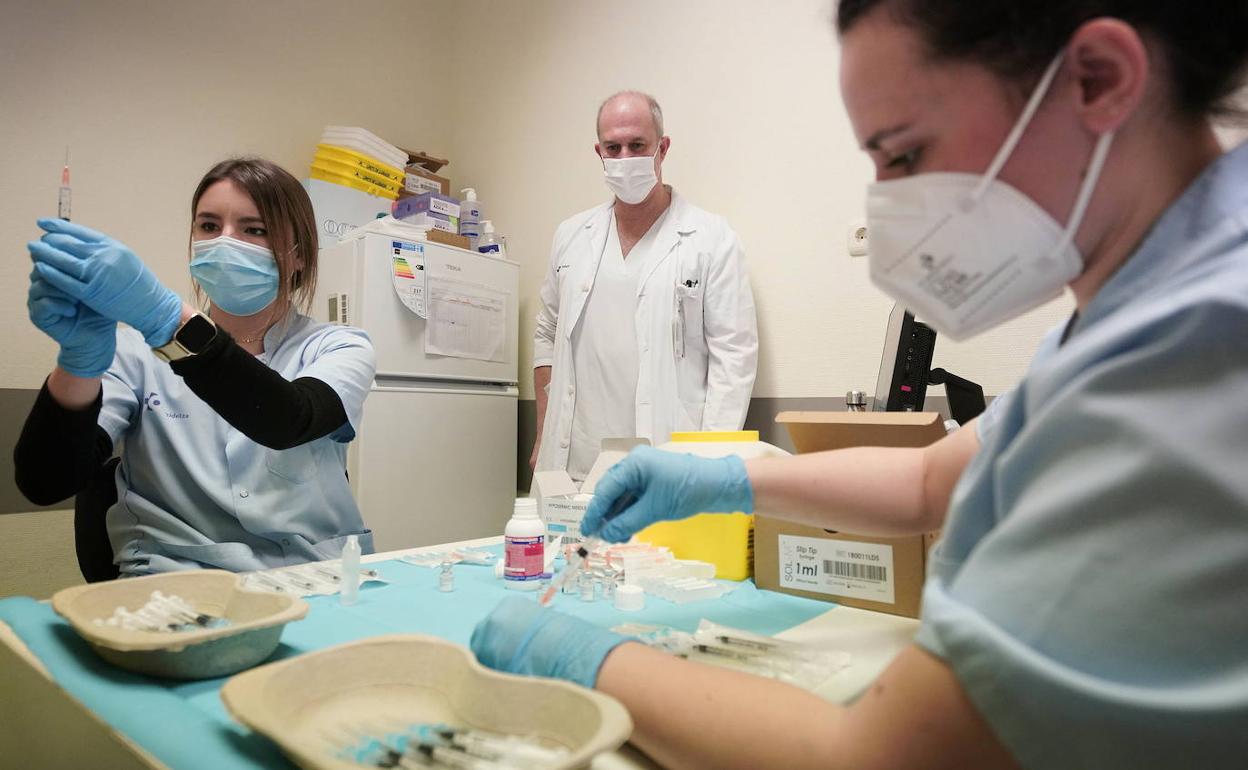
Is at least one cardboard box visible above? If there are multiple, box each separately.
[404,165,451,196]
[776,410,947,452]
[423,228,470,250]
[398,149,449,173]
[753,411,946,618]
[755,517,934,618]
[531,438,649,547]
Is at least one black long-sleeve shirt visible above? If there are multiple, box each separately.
[14,327,348,506]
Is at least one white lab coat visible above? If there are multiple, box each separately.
[534,190,758,473]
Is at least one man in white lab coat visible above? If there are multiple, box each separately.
[531,91,758,480]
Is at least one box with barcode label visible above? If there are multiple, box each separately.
[753,411,947,618]
[755,518,932,617]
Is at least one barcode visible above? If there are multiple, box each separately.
[823,560,887,582]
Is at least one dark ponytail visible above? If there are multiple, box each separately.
[836,1,1248,119]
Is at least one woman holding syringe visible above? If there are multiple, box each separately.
[17,158,376,576]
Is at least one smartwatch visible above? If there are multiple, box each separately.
[153,313,218,362]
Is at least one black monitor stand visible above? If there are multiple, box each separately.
[929,368,986,425]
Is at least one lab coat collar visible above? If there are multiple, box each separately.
[583,187,695,233]
[640,189,693,290]
[578,187,695,292]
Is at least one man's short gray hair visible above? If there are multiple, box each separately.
[597,91,664,139]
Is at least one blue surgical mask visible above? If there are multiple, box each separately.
[190,235,280,316]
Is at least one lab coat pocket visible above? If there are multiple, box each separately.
[673,282,704,358]
[264,443,319,484]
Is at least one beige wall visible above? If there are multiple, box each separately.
[6,0,1242,399]
[444,0,1075,401]
[0,0,456,390]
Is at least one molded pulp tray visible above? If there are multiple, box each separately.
[221,634,634,770]
[52,569,308,679]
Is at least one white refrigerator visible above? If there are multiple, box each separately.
[313,233,519,550]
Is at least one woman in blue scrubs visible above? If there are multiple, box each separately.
[470,2,1248,768]
[17,158,376,576]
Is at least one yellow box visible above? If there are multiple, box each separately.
[308,165,398,200]
[633,430,770,581]
[316,143,405,183]
[311,156,403,196]
[634,512,754,581]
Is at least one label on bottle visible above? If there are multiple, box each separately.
[505,535,544,581]
[478,243,501,253]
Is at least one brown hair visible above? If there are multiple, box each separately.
[836,0,1248,120]
[189,157,319,318]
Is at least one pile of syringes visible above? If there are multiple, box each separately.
[240,562,386,597]
[326,721,570,769]
[613,618,851,690]
[93,591,227,633]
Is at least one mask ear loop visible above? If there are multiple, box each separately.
[1051,129,1114,257]
[969,51,1068,205]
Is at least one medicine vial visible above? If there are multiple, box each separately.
[438,560,455,592]
[578,570,596,602]
[602,568,619,601]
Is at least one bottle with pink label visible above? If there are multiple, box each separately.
[504,498,544,591]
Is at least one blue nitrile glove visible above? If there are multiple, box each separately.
[470,596,629,689]
[581,446,754,543]
[28,269,117,378]
[27,218,182,347]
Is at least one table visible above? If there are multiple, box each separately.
[0,537,919,769]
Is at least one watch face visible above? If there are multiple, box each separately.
[176,314,217,352]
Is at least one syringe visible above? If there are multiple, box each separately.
[537,492,636,606]
[538,537,601,607]
[58,147,71,221]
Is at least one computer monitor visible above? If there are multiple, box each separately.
[871,304,987,423]
[872,304,937,412]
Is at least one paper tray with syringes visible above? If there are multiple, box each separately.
[221,633,632,770]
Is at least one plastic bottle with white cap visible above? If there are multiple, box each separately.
[476,220,505,257]
[504,498,544,591]
[459,187,485,250]
[340,534,361,605]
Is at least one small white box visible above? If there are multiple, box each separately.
[405,174,443,196]
[532,438,649,547]
[399,212,458,234]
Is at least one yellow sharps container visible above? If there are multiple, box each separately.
[633,430,790,580]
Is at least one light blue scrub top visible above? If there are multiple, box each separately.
[98,312,377,575]
[917,142,1248,768]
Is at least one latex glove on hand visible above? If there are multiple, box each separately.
[28,270,117,378]
[580,446,754,544]
[470,596,630,689]
[27,218,182,347]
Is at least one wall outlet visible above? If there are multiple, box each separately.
[847,221,869,257]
